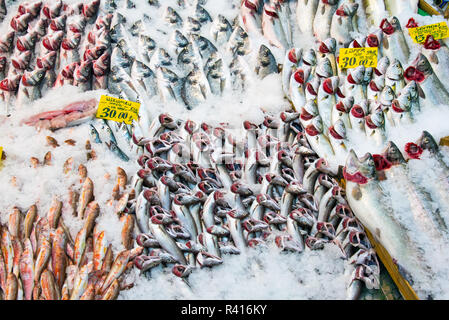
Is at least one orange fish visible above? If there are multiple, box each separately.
[8,207,22,240]
[51,227,67,290]
[120,214,135,250]
[5,273,18,300]
[93,231,107,271]
[40,269,59,300]
[47,198,63,229]
[23,204,37,239]
[77,177,93,218]
[19,239,34,300]
[34,235,51,283]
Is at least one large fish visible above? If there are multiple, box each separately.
[344,150,428,285]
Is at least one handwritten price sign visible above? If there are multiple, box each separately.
[408,22,449,44]
[96,95,140,125]
[338,47,378,70]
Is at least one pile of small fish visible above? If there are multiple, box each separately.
[344,131,449,298]
[239,0,418,51]
[0,157,143,300]
[282,14,449,167]
[0,0,112,111]
[125,111,380,300]
[107,0,280,109]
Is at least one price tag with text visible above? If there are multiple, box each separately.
[96,95,141,125]
[338,47,378,70]
[408,22,449,43]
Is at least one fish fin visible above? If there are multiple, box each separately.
[429,52,439,65]
[382,37,389,50]
[417,83,426,99]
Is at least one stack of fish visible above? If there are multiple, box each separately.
[125,111,381,300]
[344,131,449,298]
[0,159,143,300]
[107,0,280,109]
[0,0,112,110]
[282,14,449,168]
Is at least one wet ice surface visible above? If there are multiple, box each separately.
[120,243,349,300]
[0,0,448,300]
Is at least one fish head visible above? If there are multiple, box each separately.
[36,51,57,70]
[329,119,346,140]
[322,76,340,95]
[374,56,390,76]
[347,65,365,85]
[365,110,384,129]
[305,116,324,137]
[22,68,46,86]
[382,141,405,165]
[404,54,430,82]
[336,2,358,17]
[406,18,419,29]
[416,131,439,154]
[316,57,333,78]
[366,29,382,48]
[386,59,404,80]
[258,44,275,65]
[344,150,376,184]
[287,48,302,64]
[380,18,395,35]
[404,142,423,160]
[389,17,402,32]
[319,38,336,55]
[391,92,411,113]
[302,49,317,67]
[301,100,319,120]
[380,85,395,105]
[292,67,308,85]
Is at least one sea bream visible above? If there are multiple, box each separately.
[16,67,46,107]
[255,44,278,79]
[379,17,410,67]
[404,53,449,108]
[296,0,319,35]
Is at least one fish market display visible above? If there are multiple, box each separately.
[345,132,449,299]
[0,157,142,300]
[0,0,111,112]
[128,111,381,300]
[282,17,449,169]
[0,0,448,301]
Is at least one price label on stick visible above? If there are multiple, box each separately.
[338,47,378,70]
[96,95,141,125]
[408,22,449,44]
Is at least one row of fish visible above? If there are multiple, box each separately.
[120,110,382,299]
[344,131,449,298]
[0,0,113,111]
[239,0,419,51]
[107,0,280,110]
[281,15,449,168]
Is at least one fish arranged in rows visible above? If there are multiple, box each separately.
[344,131,449,298]
[0,158,142,300]
[282,16,449,168]
[240,0,418,51]
[107,0,279,110]
[121,110,381,299]
[0,0,112,111]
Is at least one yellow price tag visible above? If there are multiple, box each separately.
[338,47,378,70]
[408,22,449,44]
[96,95,141,125]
